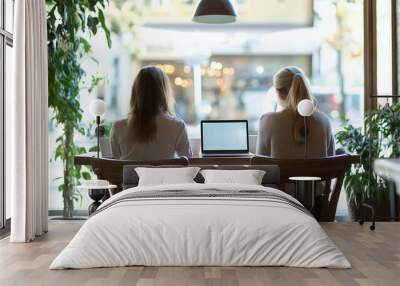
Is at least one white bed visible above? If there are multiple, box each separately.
[50,183,351,269]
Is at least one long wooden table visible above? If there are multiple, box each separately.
[75,154,359,192]
[75,154,254,166]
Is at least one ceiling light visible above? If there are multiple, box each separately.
[192,0,238,24]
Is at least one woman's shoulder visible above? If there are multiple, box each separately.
[259,112,283,132]
[112,118,129,131]
[159,113,185,127]
[260,111,289,123]
[312,111,331,124]
[312,111,333,132]
[260,112,276,121]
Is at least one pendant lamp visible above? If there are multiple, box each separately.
[192,0,238,24]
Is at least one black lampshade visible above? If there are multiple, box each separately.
[192,0,238,24]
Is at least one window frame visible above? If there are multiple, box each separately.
[365,0,400,110]
[391,0,398,101]
[0,0,13,231]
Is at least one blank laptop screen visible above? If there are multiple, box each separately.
[201,121,248,152]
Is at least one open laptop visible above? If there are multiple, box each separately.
[201,120,250,157]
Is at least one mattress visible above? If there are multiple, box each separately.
[50,183,351,269]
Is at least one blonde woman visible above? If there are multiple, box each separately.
[111,66,192,160]
[256,66,334,158]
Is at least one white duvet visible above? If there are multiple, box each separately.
[50,183,351,269]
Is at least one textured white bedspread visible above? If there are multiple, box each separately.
[50,183,351,269]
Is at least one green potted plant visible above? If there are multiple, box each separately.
[336,102,400,219]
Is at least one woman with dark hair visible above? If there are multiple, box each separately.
[111,66,192,160]
[256,66,334,158]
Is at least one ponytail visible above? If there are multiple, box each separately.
[273,66,314,144]
[286,71,313,112]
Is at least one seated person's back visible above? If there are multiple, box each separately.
[257,111,334,158]
[112,114,191,160]
[111,66,192,160]
[257,66,334,159]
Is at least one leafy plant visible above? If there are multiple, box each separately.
[47,0,111,218]
[336,102,400,207]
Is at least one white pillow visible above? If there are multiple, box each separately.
[200,169,266,185]
[135,167,200,186]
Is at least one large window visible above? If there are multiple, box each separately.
[95,0,363,135]
[1,0,14,230]
[48,0,365,213]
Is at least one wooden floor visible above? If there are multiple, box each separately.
[0,222,399,286]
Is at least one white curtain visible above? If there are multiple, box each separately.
[8,0,48,242]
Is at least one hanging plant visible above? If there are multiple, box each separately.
[47,0,111,218]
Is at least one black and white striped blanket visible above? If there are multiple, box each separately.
[92,188,310,217]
